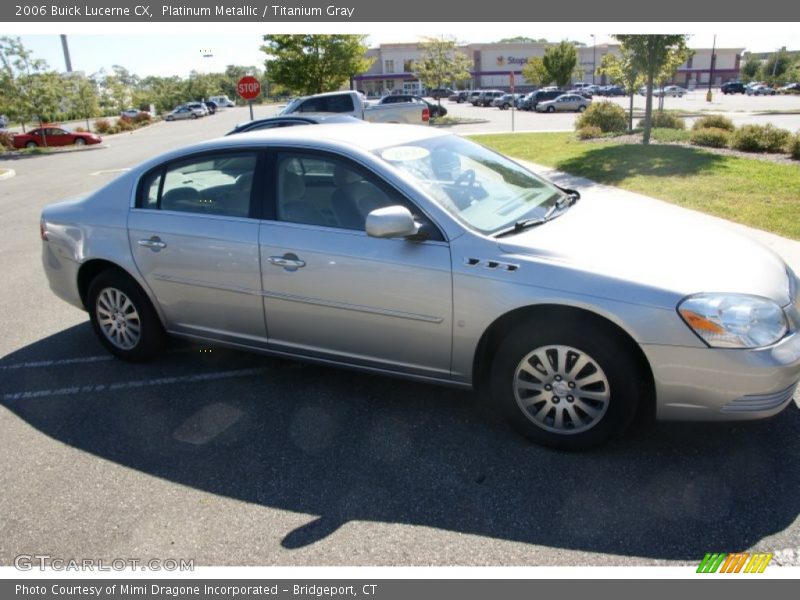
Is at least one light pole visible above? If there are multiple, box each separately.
[706,34,716,102]
[591,35,596,84]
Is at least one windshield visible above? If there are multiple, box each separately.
[279,98,303,115]
[375,135,566,234]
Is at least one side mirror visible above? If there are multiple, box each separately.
[365,206,420,239]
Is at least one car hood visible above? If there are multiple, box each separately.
[497,192,791,306]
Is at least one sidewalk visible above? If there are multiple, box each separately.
[522,160,800,273]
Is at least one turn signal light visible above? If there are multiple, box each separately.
[422,107,430,122]
[40,219,48,241]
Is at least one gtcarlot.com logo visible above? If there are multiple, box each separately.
[697,552,773,573]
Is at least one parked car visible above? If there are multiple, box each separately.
[525,89,565,110]
[203,101,218,115]
[378,94,447,118]
[183,102,210,116]
[566,89,593,99]
[449,91,471,103]
[12,126,102,149]
[466,90,482,105]
[0,114,7,129]
[165,106,205,121]
[280,90,430,125]
[427,88,455,100]
[721,81,746,94]
[778,82,800,93]
[746,84,776,96]
[226,114,362,135]
[208,95,235,108]
[121,108,144,119]
[535,93,591,113]
[602,85,626,97]
[474,90,504,107]
[492,93,525,109]
[39,123,800,450]
[655,86,687,98]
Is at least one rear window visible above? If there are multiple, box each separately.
[299,94,355,113]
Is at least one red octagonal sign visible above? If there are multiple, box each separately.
[237,76,261,101]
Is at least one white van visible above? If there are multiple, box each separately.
[208,95,235,108]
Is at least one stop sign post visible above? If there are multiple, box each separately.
[237,76,261,120]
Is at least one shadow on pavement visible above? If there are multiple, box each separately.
[2,323,798,561]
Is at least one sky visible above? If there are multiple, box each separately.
[5,26,799,78]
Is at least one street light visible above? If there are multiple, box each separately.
[591,34,596,84]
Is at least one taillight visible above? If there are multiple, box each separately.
[40,219,48,241]
[422,107,430,122]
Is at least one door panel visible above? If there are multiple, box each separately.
[129,211,266,342]
[259,222,452,376]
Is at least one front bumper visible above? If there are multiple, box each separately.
[643,332,800,421]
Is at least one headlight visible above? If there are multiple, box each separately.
[678,294,788,348]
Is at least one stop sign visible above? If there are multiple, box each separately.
[237,76,261,101]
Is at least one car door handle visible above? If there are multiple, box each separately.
[138,236,167,251]
[268,254,305,271]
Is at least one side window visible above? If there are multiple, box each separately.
[274,152,442,239]
[139,152,257,218]
[319,94,355,113]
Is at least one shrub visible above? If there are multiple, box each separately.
[576,126,603,140]
[730,124,792,153]
[133,112,152,125]
[0,130,14,150]
[692,115,735,132]
[789,133,800,160]
[114,116,134,133]
[639,111,685,130]
[73,126,88,132]
[94,118,112,134]
[650,128,692,143]
[574,101,628,133]
[690,127,731,148]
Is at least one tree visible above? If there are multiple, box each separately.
[739,55,761,82]
[413,36,473,104]
[541,41,578,88]
[613,35,689,144]
[497,36,547,43]
[761,49,792,84]
[521,57,550,86]
[0,36,62,139]
[260,35,373,95]
[598,50,644,132]
[65,73,99,130]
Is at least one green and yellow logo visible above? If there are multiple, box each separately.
[697,552,773,573]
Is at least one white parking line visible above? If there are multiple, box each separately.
[90,168,130,176]
[1,367,267,401]
[0,355,114,371]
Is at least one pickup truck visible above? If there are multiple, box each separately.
[278,91,430,125]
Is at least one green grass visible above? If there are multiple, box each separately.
[650,128,693,143]
[472,132,800,240]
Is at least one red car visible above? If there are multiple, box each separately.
[13,126,102,149]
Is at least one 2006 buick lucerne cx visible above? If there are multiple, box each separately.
[40,123,800,449]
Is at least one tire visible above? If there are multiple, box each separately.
[190,113,198,119]
[26,141,37,148]
[578,105,587,112]
[87,270,166,362]
[490,318,642,450]
[74,138,86,146]
[547,105,555,113]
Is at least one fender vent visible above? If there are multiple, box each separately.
[464,257,519,272]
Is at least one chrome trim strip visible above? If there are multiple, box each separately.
[721,383,798,413]
[152,273,444,324]
[263,289,444,324]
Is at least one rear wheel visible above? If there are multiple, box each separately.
[547,105,555,113]
[578,105,587,112]
[490,319,642,450]
[87,270,166,362]
[26,141,38,148]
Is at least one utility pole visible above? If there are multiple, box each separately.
[591,34,596,84]
[60,34,72,72]
[706,34,716,102]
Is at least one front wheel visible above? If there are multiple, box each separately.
[74,138,86,146]
[26,141,38,148]
[547,105,555,113]
[577,105,587,112]
[490,319,642,450]
[87,270,166,362]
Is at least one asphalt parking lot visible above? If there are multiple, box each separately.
[1,107,799,567]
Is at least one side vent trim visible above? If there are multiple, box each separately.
[464,257,519,272]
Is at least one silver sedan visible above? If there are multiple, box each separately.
[535,94,591,113]
[40,124,800,449]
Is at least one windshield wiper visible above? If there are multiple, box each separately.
[493,189,580,238]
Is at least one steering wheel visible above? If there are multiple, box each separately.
[454,168,476,188]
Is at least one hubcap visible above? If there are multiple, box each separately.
[513,345,610,435]
[96,287,141,350]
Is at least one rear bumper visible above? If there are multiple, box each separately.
[644,332,800,421]
[42,241,84,311]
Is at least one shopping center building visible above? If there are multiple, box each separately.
[354,41,744,95]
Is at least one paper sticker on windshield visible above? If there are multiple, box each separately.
[381,146,430,162]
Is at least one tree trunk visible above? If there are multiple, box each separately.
[643,43,655,145]
[628,92,634,132]
[39,116,48,147]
